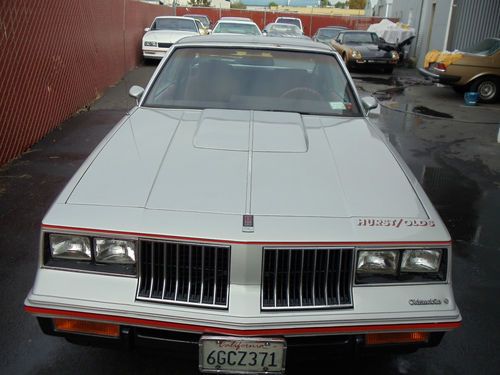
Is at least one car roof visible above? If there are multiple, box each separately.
[341,30,373,33]
[276,17,301,20]
[155,16,193,20]
[220,17,253,21]
[320,26,348,30]
[184,14,209,18]
[176,35,333,52]
[216,20,258,25]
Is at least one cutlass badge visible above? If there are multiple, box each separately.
[242,214,254,233]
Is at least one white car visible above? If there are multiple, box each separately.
[25,35,461,374]
[275,16,304,32]
[142,16,202,60]
[212,19,262,36]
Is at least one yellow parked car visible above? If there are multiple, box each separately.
[419,38,500,103]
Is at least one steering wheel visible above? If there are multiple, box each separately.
[280,87,325,100]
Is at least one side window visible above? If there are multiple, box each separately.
[337,33,343,43]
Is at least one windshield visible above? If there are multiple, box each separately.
[269,24,302,35]
[144,47,361,117]
[462,38,500,56]
[213,23,261,36]
[153,18,197,32]
[276,18,301,29]
[343,32,378,44]
[319,28,342,39]
[189,15,209,28]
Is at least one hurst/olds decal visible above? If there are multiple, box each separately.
[357,218,436,228]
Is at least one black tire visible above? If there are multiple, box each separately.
[382,66,394,74]
[469,76,499,104]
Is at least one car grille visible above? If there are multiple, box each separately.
[262,248,354,310]
[137,239,230,309]
[158,42,172,48]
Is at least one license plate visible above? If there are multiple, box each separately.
[199,336,286,374]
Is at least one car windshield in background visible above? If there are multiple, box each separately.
[269,24,302,35]
[276,18,301,29]
[463,38,500,56]
[189,15,210,28]
[153,18,197,32]
[343,32,378,44]
[144,47,360,116]
[213,23,261,36]
[319,28,343,39]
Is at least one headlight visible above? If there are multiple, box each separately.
[357,250,398,274]
[144,41,157,47]
[95,238,136,264]
[50,234,91,260]
[401,249,441,273]
[351,50,362,59]
[391,50,399,59]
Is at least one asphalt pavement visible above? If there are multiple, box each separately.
[0,65,499,374]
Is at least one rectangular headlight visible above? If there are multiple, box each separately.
[144,41,157,47]
[357,250,398,275]
[401,249,442,273]
[94,238,136,264]
[50,234,91,260]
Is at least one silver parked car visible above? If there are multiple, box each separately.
[26,35,461,374]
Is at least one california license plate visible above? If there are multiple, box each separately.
[199,336,286,374]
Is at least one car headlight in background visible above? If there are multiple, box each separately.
[351,50,362,59]
[391,50,399,59]
[144,41,157,47]
[401,249,441,272]
[95,238,136,264]
[50,234,91,260]
[44,232,137,275]
[356,248,447,284]
[357,250,398,274]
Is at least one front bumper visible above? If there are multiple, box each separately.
[142,48,169,60]
[418,67,461,85]
[35,314,448,356]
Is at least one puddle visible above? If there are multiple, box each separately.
[412,105,453,118]
[420,166,480,242]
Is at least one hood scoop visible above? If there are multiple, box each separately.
[194,109,307,153]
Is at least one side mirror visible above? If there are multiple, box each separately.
[361,96,378,112]
[262,31,267,36]
[144,27,150,32]
[129,85,145,104]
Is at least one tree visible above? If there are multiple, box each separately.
[320,0,330,7]
[230,1,246,9]
[188,0,212,6]
[268,1,278,7]
[334,1,346,8]
[348,0,366,9]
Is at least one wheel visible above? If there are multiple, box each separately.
[382,66,394,74]
[469,76,499,104]
[280,87,324,100]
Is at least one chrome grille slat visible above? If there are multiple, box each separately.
[137,239,230,309]
[262,247,353,310]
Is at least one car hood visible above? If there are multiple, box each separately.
[347,43,390,58]
[67,108,427,219]
[143,30,198,43]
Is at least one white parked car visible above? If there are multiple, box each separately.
[25,35,461,373]
[212,19,262,36]
[275,16,304,32]
[142,16,202,60]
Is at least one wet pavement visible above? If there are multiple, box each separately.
[0,66,499,374]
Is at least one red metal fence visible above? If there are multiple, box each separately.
[0,2,393,166]
[0,0,172,165]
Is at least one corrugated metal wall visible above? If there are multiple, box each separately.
[0,0,172,166]
[448,0,500,50]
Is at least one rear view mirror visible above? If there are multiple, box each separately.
[361,96,378,112]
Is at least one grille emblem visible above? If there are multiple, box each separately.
[242,214,254,232]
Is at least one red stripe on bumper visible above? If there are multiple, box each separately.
[41,224,452,247]
[25,306,461,336]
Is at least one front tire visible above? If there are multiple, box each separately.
[469,76,499,104]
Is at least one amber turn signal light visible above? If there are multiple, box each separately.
[365,332,429,345]
[53,318,120,337]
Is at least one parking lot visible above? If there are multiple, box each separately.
[1,64,499,374]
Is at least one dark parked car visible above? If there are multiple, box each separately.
[313,26,348,44]
[330,31,399,73]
